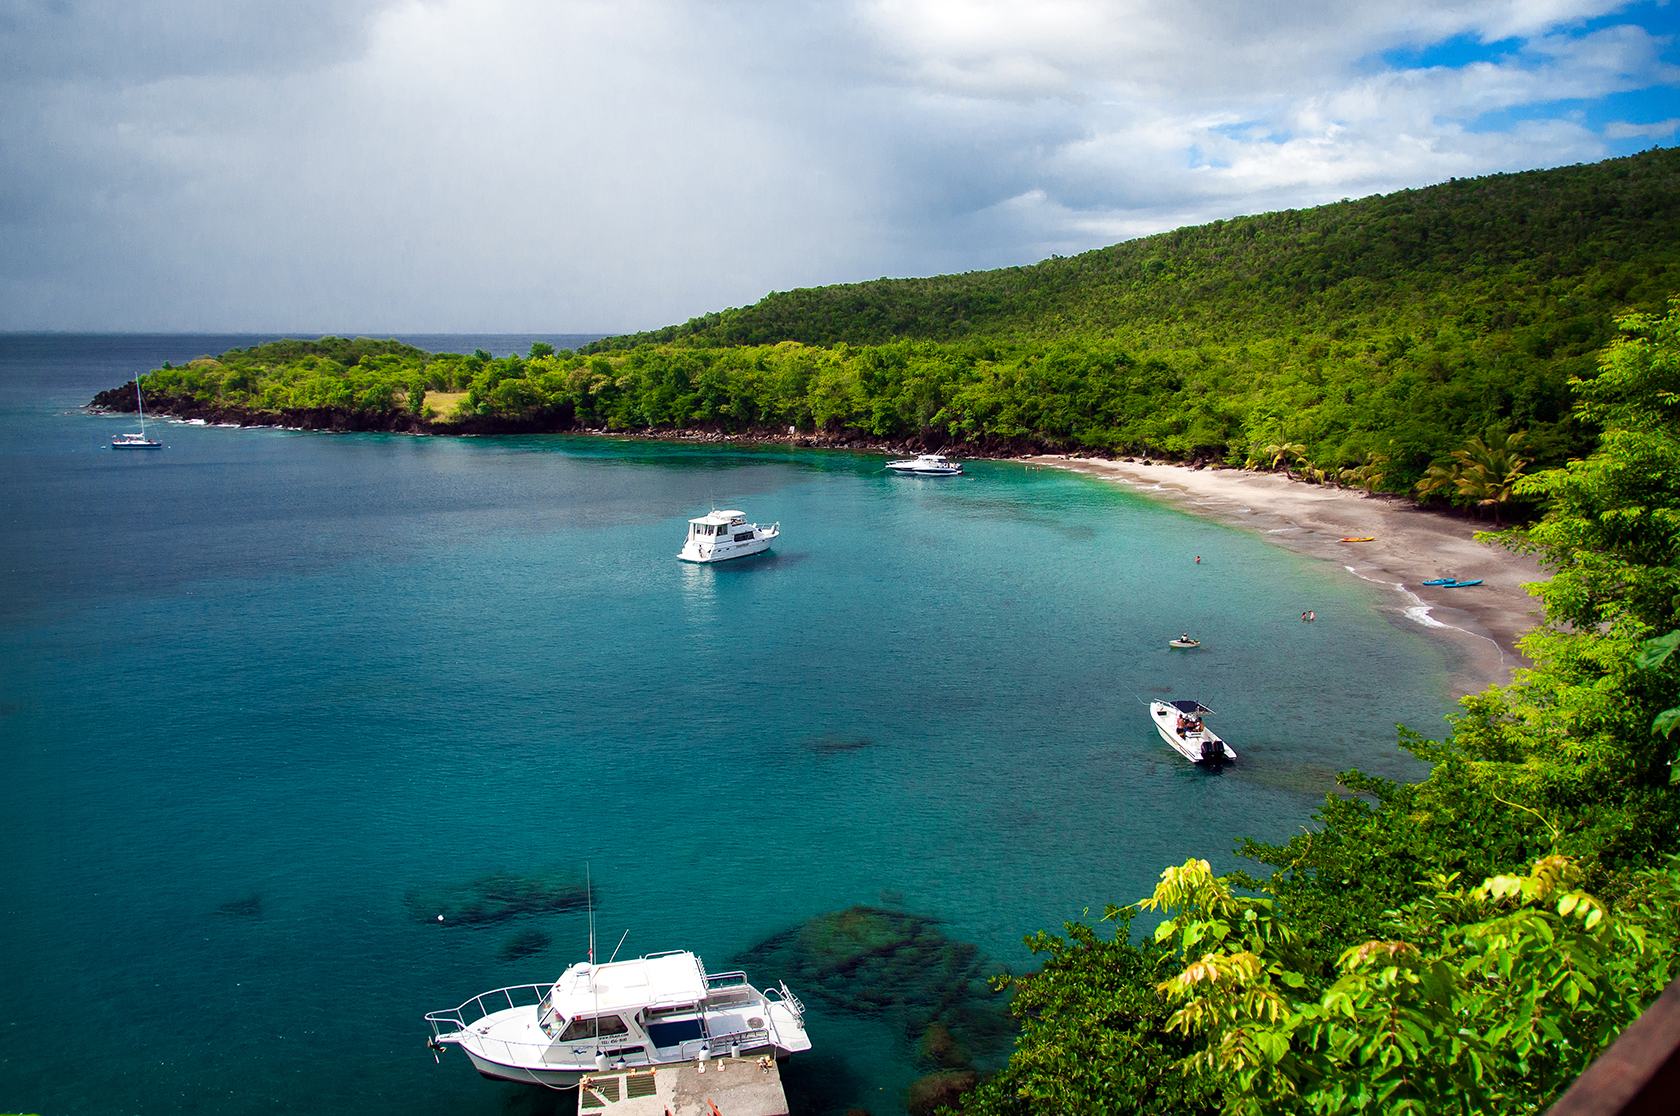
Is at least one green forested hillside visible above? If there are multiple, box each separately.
[593,149,1680,351]
[101,149,1680,501]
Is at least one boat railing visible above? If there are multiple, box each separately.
[766,982,806,1026]
[673,1028,773,1061]
[425,983,550,1042]
[705,970,749,990]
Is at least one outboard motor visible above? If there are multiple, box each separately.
[1200,737,1223,765]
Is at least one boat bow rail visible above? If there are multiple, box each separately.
[426,983,557,1065]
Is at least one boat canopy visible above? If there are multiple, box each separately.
[688,510,746,527]
[549,951,710,1016]
[1166,699,1216,715]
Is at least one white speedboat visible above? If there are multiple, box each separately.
[425,950,811,1088]
[678,510,778,563]
[885,453,962,475]
[1150,700,1236,765]
[112,378,162,450]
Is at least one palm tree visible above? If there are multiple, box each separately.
[1341,449,1392,493]
[1414,461,1461,503]
[1262,442,1308,474]
[1451,432,1530,527]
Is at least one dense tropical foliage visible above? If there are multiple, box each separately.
[105,149,1680,503]
[955,300,1680,1115]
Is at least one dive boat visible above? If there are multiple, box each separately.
[678,510,778,563]
[885,453,962,476]
[112,378,162,450]
[425,950,811,1088]
[1149,700,1236,765]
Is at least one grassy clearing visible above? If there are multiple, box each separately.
[423,392,469,421]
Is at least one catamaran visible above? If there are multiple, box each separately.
[112,379,162,450]
[424,949,812,1088]
[1149,699,1236,765]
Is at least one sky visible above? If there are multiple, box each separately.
[2,0,1678,333]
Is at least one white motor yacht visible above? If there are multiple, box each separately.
[678,510,778,563]
[885,453,962,476]
[1149,700,1237,765]
[425,950,811,1089]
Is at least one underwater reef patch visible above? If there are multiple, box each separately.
[404,867,589,926]
[498,929,553,962]
[216,894,263,918]
[734,906,1015,1070]
[806,733,873,756]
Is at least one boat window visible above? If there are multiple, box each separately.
[559,1014,630,1041]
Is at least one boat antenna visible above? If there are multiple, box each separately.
[586,863,595,968]
[608,928,630,964]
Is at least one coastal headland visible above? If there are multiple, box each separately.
[1028,455,1547,696]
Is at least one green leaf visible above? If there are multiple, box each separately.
[1656,707,1680,738]
[1637,630,1680,669]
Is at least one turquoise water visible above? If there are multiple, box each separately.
[1,336,1449,1115]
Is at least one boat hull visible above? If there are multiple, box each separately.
[1149,702,1236,764]
[461,1048,586,1088]
[112,440,161,450]
[678,527,777,563]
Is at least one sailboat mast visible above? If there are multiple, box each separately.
[135,378,146,438]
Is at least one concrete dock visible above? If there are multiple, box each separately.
[577,1055,789,1116]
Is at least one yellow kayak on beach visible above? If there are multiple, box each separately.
[1340,536,1375,542]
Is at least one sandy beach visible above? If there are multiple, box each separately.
[1024,456,1550,697]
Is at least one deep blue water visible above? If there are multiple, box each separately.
[0,335,1449,1115]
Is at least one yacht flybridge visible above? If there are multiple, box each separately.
[1150,699,1237,765]
[678,510,778,563]
[425,950,811,1088]
[885,452,962,475]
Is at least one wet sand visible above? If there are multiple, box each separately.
[1024,456,1550,696]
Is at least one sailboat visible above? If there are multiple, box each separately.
[112,378,162,450]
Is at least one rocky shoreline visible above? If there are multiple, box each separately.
[86,379,1099,458]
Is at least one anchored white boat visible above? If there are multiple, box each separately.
[678,510,778,563]
[1150,699,1236,765]
[425,950,811,1089]
[885,453,962,476]
[112,379,162,450]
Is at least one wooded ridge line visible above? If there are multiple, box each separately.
[92,148,1680,516]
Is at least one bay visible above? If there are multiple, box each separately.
[0,335,1448,1115]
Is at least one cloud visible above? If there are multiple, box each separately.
[0,0,1676,331]
[1606,115,1680,136]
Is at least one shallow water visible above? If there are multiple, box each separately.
[0,335,1450,1115]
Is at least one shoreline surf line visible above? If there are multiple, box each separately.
[1022,455,1547,697]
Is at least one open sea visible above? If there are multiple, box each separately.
[0,334,1451,1116]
